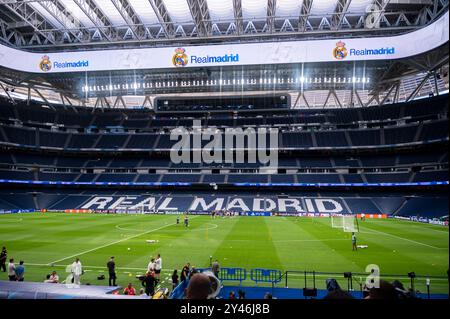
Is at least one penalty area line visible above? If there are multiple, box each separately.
[359,226,446,250]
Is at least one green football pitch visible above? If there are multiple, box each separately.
[0,213,448,294]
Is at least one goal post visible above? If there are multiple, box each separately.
[331,215,343,228]
[343,215,359,233]
[331,214,359,232]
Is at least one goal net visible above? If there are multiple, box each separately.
[331,215,343,228]
[331,215,359,232]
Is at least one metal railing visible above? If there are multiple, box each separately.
[275,270,448,298]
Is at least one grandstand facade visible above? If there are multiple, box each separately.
[0,92,448,217]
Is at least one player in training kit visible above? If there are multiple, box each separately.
[184,214,189,227]
[352,232,357,251]
[176,216,180,225]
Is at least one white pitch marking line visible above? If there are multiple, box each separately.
[47,218,198,265]
[411,226,449,234]
[360,226,446,249]
[225,238,349,243]
[0,217,23,222]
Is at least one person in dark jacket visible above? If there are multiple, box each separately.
[180,263,190,282]
[171,269,179,291]
[107,257,116,286]
[142,271,156,296]
[0,247,6,272]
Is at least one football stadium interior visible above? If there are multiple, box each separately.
[0,0,448,301]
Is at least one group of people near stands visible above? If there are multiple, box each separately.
[0,246,164,297]
[0,247,25,282]
[1,241,223,299]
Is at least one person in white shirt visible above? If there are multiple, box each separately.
[71,258,83,286]
[45,271,59,283]
[147,257,155,273]
[7,258,15,281]
[154,254,162,281]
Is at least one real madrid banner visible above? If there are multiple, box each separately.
[0,11,448,74]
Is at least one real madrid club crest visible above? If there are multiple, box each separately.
[39,55,52,72]
[333,41,347,60]
[172,48,188,67]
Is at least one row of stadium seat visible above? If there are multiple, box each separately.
[0,120,448,150]
[0,170,447,184]
[0,151,447,169]
[0,94,447,129]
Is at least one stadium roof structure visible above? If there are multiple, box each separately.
[0,0,448,108]
[0,0,447,49]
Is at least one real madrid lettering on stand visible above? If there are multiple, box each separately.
[80,195,345,214]
[190,54,240,64]
[172,47,239,67]
[39,55,89,72]
[333,41,395,60]
[53,60,89,69]
[349,47,396,56]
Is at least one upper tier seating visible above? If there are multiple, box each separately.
[0,151,447,169]
[0,94,447,129]
[1,121,447,151]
